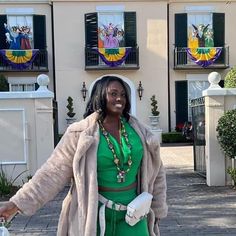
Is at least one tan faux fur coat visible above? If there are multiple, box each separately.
[10,112,168,236]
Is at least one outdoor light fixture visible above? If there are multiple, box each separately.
[137,81,144,100]
[81,82,87,101]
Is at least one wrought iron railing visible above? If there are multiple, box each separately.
[174,46,229,70]
[0,49,48,72]
[85,46,139,70]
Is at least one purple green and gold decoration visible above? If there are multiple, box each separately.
[95,47,131,67]
[186,47,222,68]
[0,49,39,69]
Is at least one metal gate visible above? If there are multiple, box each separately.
[191,97,206,177]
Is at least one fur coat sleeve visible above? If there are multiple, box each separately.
[10,127,79,215]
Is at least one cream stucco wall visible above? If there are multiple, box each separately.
[52,1,168,134]
[169,0,236,130]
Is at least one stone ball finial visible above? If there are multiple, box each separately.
[208,72,221,89]
[37,74,50,87]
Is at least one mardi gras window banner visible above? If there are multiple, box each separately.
[95,47,131,67]
[0,49,39,69]
[186,47,222,68]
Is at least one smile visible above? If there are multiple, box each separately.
[115,104,122,108]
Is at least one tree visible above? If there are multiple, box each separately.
[150,95,160,116]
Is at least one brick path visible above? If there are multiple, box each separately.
[8,144,236,236]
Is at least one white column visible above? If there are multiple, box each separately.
[203,72,225,186]
[204,96,225,186]
[34,74,54,170]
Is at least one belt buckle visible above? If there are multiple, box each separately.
[115,203,122,211]
[105,200,113,209]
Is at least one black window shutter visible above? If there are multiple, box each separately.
[85,13,98,67]
[213,13,225,64]
[213,13,225,47]
[85,12,98,48]
[33,15,46,49]
[0,15,8,49]
[175,81,188,126]
[175,13,187,65]
[175,13,187,47]
[124,12,136,47]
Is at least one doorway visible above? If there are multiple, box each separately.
[89,74,137,116]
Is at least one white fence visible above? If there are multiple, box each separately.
[0,74,54,185]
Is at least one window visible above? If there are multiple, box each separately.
[98,12,124,48]
[85,12,136,48]
[175,12,225,67]
[188,13,213,48]
[8,77,38,91]
[0,14,46,50]
[11,84,36,91]
[175,12,225,48]
[5,15,34,49]
[0,13,48,71]
[85,11,138,68]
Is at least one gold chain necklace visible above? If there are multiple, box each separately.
[98,119,132,183]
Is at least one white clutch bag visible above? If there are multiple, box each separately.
[125,192,153,226]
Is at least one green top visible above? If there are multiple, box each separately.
[97,118,144,188]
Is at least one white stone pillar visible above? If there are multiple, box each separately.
[34,74,54,170]
[203,72,225,186]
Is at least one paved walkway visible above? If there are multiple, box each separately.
[8,144,236,235]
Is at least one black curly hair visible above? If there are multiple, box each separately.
[83,76,131,121]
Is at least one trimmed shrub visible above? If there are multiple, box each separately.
[216,109,236,159]
[0,74,9,91]
[162,132,188,143]
[224,66,236,88]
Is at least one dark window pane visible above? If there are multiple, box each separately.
[0,15,8,49]
[175,13,187,47]
[213,13,225,64]
[33,15,46,49]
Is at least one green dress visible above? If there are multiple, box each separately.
[97,118,149,236]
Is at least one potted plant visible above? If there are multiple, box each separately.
[216,109,236,187]
[66,96,76,124]
[149,95,160,130]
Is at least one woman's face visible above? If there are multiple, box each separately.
[105,81,126,117]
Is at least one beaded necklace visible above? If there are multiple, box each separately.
[98,118,132,183]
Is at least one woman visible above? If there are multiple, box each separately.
[0,76,167,236]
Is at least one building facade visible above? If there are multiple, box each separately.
[0,0,235,135]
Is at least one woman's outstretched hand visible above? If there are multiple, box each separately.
[0,201,19,220]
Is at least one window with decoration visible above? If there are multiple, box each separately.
[85,11,138,69]
[0,14,46,70]
[175,12,225,68]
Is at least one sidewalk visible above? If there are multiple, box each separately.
[8,144,236,235]
[160,144,236,236]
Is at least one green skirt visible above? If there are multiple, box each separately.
[97,189,149,236]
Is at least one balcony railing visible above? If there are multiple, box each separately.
[0,49,48,72]
[85,46,139,70]
[174,46,229,70]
